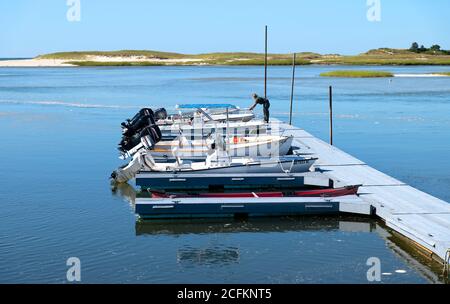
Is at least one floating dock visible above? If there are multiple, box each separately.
[136,194,363,219]
[135,120,450,264]
[281,122,450,264]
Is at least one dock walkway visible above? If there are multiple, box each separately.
[282,123,450,262]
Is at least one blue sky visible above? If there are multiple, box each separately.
[0,0,449,57]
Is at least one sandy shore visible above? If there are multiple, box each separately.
[0,56,204,67]
[393,73,449,77]
[0,59,75,67]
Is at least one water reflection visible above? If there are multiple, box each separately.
[177,245,240,267]
[135,217,376,235]
[113,183,446,283]
[111,182,136,206]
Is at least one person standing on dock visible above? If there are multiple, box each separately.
[249,93,270,123]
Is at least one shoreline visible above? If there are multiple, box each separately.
[2,58,450,68]
[1,59,450,80]
[1,57,449,79]
[2,48,450,67]
[0,58,76,67]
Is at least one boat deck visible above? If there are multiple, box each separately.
[281,123,450,263]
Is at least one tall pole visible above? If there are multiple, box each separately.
[329,86,333,146]
[226,107,230,159]
[289,53,296,125]
[264,25,268,100]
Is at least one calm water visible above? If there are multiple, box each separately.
[0,65,449,283]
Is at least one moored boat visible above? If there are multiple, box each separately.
[134,186,363,219]
[134,155,318,190]
[152,134,294,160]
[148,185,360,199]
[156,104,255,126]
[112,145,317,186]
[158,119,269,141]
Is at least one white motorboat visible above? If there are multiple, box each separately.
[152,134,294,160]
[156,104,255,127]
[111,142,316,186]
[158,119,268,141]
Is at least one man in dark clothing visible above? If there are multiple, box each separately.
[249,93,270,123]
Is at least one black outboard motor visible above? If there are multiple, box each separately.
[140,125,162,149]
[123,108,154,127]
[121,108,155,137]
[118,132,141,153]
[118,124,162,153]
[118,108,162,154]
[154,108,168,121]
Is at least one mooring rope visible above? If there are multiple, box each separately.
[278,158,295,174]
[444,249,450,276]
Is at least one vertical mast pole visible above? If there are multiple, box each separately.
[289,53,296,125]
[329,86,333,146]
[264,25,268,100]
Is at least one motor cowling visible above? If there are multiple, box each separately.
[154,108,168,121]
[118,108,162,153]
[121,108,156,137]
[124,108,154,127]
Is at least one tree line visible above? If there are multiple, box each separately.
[409,42,450,55]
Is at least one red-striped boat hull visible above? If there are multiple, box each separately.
[150,185,360,199]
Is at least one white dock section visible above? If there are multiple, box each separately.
[281,123,450,262]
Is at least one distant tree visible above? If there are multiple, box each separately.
[430,44,441,52]
[418,45,427,53]
[409,42,419,52]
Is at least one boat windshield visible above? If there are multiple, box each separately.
[176,104,238,110]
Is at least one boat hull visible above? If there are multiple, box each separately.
[150,185,360,199]
[151,136,294,160]
[136,157,316,190]
[157,112,254,127]
[137,172,307,190]
[159,121,268,141]
[135,194,362,219]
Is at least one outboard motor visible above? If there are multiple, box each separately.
[140,125,162,149]
[123,108,154,127]
[118,133,141,153]
[112,108,164,184]
[118,124,162,154]
[118,108,162,154]
[154,108,168,121]
[121,108,155,137]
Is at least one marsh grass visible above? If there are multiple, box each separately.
[204,58,312,66]
[320,70,394,78]
[433,72,450,76]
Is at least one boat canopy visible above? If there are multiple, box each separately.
[176,104,238,110]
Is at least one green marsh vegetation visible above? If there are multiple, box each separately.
[320,70,394,78]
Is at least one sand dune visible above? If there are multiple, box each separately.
[0,58,75,67]
[0,56,204,67]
